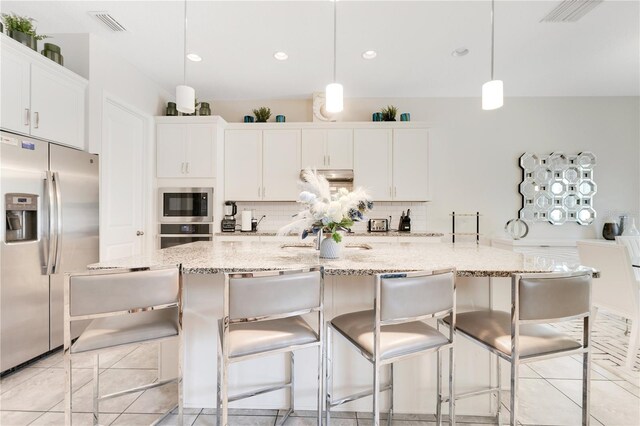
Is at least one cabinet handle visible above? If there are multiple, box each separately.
[181,162,184,174]
[394,187,397,197]
[34,112,39,128]
[258,187,261,197]
[328,155,331,166]
[323,155,326,166]
[389,187,392,197]
[136,230,145,236]
[24,108,30,126]
[186,162,189,174]
[263,187,266,198]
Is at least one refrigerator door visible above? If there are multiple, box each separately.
[49,144,99,349]
[0,133,51,372]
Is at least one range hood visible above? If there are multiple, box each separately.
[300,169,354,192]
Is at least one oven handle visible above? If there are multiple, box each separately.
[159,234,213,238]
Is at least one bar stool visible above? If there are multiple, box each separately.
[325,269,456,426]
[443,271,592,426]
[64,266,183,426]
[217,266,324,426]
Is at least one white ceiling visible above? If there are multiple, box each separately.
[2,1,638,100]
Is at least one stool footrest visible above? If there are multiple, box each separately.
[99,377,178,401]
[329,383,392,408]
[228,382,291,403]
[443,386,500,403]
[150,403,178,426]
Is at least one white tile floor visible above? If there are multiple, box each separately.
[1,321,639,425]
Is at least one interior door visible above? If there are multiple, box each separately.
[224,130,262,201]
[262,130,301,201]
[326,129,353,169]
[393,129,430,201]
[354,129,392,201]
[186,124,215,177]
[0,48,30,135]
[156,123,186,178]
[101,98,146,261]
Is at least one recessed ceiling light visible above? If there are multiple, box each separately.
[362,50,377,60]
[186,53,202,62]
[451,48,469,57]
[274,51,289,61]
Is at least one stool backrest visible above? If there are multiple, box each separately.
[226,267,323,321]
[377,269,455,324]
[516,272,591,322]
[68,267,180,317]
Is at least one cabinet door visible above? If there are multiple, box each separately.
[157,124,187,178]
[0,48,30,134]
[225,130,262,201]
[326,129,353,169]
[185,124,215,177]
[262,129,301,201]
[354,129,392,201]
[393,129,429,201]
[301,129,326,169]
[30,63,85,149]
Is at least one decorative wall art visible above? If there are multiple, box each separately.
[518,152,597,225]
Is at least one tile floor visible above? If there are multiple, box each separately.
[1,316,639,426]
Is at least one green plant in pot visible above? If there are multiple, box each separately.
[380,105,398,122]
[1,13,48,51]
[253,107,271,123]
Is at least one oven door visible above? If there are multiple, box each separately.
[159,234,212,249]
[159,188,213,222]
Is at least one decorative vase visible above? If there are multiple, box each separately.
[243,115,254,123]
[276,115,286,122]
[320,235,342,259]
[166,102,178,116]
[41,43,63,66]
[621,216,640,236]
[602,222,621,240]
[9,30,37,51]
[400,113,411,122]
[372,112,382,122]
[199,102,211,116]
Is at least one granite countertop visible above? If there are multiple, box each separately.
[215,231,444,237]
[89,241,595,278]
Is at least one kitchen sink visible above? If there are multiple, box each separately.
[281,243,372,251]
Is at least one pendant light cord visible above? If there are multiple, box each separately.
[183,0,187,85]
[490,0,495,80]
[332,0,337,83]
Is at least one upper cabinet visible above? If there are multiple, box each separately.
[157,122,216,178]
[301,128,353,170]
[0,35,86,150]
[354,127,429,201]
[225,129,301,201]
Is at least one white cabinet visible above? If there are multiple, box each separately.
[225,130,262,200]
[354,128,429,202]
[157,123,216,178]
[354,129,393,201]
[0,35,86,149]
[393,129,429,201]
[301,128,353,169]
[224,129,301,201]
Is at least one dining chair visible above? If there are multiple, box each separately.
[64,266,183,426]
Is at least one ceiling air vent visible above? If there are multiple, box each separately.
[89,12,127,32]
[540,0,603,23]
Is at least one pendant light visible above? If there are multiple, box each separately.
[482,0,503,110]
[325,0,343,113]
[176,0,195,114]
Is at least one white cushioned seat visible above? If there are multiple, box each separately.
[223,316,317,358]
[331,310,449,360]
[72,308,179,354]
[444,310,581,358]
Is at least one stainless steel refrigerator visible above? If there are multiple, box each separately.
[1,131,98,372]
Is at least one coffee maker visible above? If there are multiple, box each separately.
[221,201,237,232]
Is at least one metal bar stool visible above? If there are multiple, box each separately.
[325,268,457,426]
[64,266,183,426]
[217,266,324,426]
[443,271,592,426]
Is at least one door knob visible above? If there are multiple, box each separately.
[136,230,144,236]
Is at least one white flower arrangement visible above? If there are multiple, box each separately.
[277,169,373,243]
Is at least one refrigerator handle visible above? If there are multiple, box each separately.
[45,171,56,275]
[52,172,63,274]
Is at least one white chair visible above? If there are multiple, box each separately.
[325,269,456,426]
[64,266,183,426]
[616,236,640,279]
[577,240,640,369]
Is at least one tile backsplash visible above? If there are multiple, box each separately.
[234,201,428,233]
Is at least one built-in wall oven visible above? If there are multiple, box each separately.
[159,188,213,248]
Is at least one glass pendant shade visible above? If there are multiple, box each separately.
[176,85,195,114]
[482,80,503,110]
[325,82,343,113]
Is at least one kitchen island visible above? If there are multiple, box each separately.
[89,240,592,416]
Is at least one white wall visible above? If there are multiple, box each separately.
[212,97,640,241]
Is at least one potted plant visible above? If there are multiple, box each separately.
[1,13,48,51]
[253,107,271,122]
[380,105,398,122]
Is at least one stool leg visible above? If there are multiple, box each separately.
[496,355,502,426]
[373,361,380,426]
[93,354,99,426]
[436,349,442,425]
[64,346,72,426]
[387,363,393,426]
[325,325,333,426]
[449,345,455,426]
[290,351,295,415]
[583,315,592,426]
[509,358,518,426]
[317,341,323,426]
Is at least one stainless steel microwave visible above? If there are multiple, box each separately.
[159,187,213,223]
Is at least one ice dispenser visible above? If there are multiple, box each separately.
[5,193,38,242]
